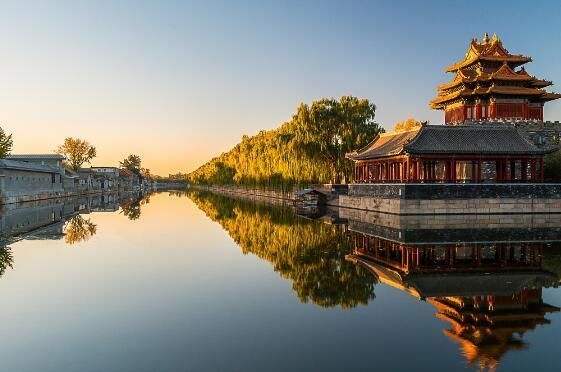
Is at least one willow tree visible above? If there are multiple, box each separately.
[293,96,382,183]
[187,96,381,187]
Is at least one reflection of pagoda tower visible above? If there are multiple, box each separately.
[347,232,560,370]
[431,291,559,371]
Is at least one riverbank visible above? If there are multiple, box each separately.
[191,183,561,215]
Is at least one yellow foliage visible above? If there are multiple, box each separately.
[394,118,423,132]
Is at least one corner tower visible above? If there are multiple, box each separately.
[430,33,561,123]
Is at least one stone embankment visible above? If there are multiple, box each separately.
[340,183,561,214]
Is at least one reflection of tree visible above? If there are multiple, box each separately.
[187,190,377,309]
[168,190,189,198]
[0,246,14,277]
[64,214,97,244]
[120,201,141,220]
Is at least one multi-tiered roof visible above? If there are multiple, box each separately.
[430,33,561,123]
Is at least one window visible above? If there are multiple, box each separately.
[52,174,56,183]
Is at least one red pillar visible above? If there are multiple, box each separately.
[521,160,528,182]
[451,159,456,183]
[475,102,482,120]
[490,101,497,119]
[530,159,536,182]
[540,158,544,182]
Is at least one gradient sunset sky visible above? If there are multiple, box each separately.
[1,0,560,175]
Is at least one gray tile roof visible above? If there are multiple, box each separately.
[346,129,420,160]
[404,125,555,155]
[347,125,557,160]
[0,159,60,173]
[6,154,65,160]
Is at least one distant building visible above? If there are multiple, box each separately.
[90,167,120,190]
[0,158,64,202]
[118,168,140,191]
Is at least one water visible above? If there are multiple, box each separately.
[1,190,561,372]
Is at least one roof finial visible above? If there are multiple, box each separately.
[492,33,499,43]
[483,32,490,44]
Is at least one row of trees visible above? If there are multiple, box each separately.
[187,96,383,187]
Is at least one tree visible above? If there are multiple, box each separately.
[120,154,141,172]
[57,137,97,170]
[544,150,561,181]
[394,117,424,131]
[293,96,382,183]
[0,126,13,158]
[186,96,382,187]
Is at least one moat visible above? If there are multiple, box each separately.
[1,191,561,371]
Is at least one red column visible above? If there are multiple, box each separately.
[450,159,456,183]
[523,103,530,120]
[405,159,409,182]
[521,160,528,182]
[475,102,482,120]
[530,159,536,182]
[490,101,497,119]
[540,158,544,182]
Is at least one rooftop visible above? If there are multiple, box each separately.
[346,124,557,160]
[0,159,61,173]
[6,154,65,160]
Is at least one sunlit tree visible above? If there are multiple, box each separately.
[0,126,14,159]
[57,137,97,170]
[64,215,97,244]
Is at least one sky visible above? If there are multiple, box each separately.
[1,0,560,175]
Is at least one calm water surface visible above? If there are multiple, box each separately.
[1,191,561,372]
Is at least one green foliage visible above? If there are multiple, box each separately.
[187,190,377,308]
[188,96,382,187]
[0,126,14,158]
[57,137,97,171]
[0,247,14,277]
[544,150,561,182]
[120,154,142,172]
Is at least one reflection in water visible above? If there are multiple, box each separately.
[64,215,97,244]
[0,192,150,275]
[187,190,377,308]
[119,194,150,221]
[0,247,13,277]
[347,222,561,371]
[1,189,561,370]
[187,190,561,370]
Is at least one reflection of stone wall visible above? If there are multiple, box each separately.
[339,208,561,229]
[0,201,65,237]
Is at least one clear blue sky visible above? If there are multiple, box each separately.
[1,0,560,173]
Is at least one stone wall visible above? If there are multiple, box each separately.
[349,183,561,199]
[341,183,561,214]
